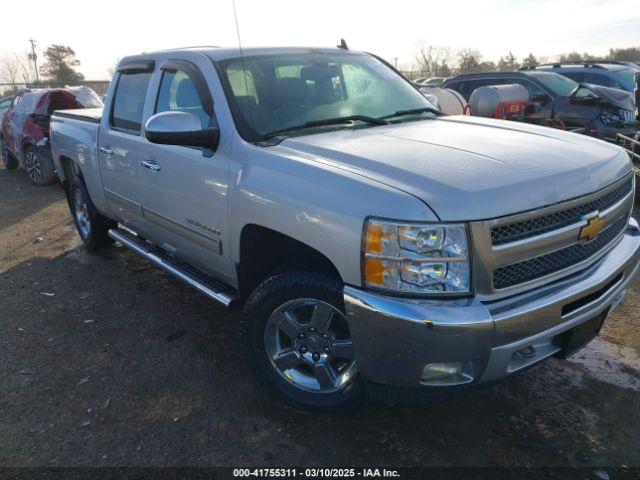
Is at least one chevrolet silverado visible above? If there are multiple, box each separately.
[49,46,640,409]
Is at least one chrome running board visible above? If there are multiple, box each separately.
[108,228,236,308]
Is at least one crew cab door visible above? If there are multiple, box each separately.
[139,59,231,281]
[98,61,154,233]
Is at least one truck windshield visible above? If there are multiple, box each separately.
[219,52,437,141]
[528,72,579,97]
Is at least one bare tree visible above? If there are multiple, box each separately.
[478,60,497,73]
[1,52,35,88]
[415,44,453,77]
[1,55,20,88]
[17,53,35,84]
[457,48,483,74]
[558,51,584,62]
[497,51,520,71]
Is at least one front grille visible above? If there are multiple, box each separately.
[493,215,628,289]
[491,177,633,246]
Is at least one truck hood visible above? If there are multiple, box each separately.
[582,84,635,112]
[277,116,631,221]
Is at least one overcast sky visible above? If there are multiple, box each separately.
[1,0,638,79]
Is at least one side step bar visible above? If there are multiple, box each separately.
[108,228,237,308]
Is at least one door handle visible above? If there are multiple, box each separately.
[99,146,114,156]
[141,159,161,172]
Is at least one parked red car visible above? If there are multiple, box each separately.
[0,87,102,185]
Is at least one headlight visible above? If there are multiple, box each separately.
[363,218,470,294]
[600,110,622,126]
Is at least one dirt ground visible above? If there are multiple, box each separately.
[1,164,639,475]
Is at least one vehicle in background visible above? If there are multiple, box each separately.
[412,76,428,86]
[419,86,467,115]
[0,95,13,122]
[443,70,638,141]
[524,61,640,94]
[50,46,640,410]
[0,87,102,184]
[421,77,447,87]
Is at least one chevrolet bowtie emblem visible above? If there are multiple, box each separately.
[580,215,605,241]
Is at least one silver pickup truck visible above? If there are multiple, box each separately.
[50,46,640,409]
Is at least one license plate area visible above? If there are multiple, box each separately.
[553,310,607,359]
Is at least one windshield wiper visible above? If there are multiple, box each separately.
[379,106,441,120]
[262,115,389,140]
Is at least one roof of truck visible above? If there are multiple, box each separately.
[126,46,362,65]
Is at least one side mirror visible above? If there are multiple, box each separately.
[145,111,219,149]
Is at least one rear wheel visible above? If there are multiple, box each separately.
[0,137,18,169]
[23,146,55,185]
[242,271,365,411]
[69,175,116,251]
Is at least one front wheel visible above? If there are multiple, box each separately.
[68,175,116,251]
[1,137,18,169]
[242,272,365,411]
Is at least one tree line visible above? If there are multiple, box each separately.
[3,43,640,91]
[1,45,84,91]
[412,44,640,78]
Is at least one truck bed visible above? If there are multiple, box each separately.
[50,107,104,204]
[53,107,103,124]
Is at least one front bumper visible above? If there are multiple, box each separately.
[600,124,639,143]
[344,218,640,388]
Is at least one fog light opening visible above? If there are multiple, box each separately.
[420,361,474,386]
[516,345,537,359]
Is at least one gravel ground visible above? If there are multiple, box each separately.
[1,164,639,475]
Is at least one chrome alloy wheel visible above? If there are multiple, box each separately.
[264,298,357,393]
[73,189,91,239]
[24,150,41,182]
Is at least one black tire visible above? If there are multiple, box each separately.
[242,271,366,411]
[23,145,55,186]
[0,137,18,170]
[68,175,116,251]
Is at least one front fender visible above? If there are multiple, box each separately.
[228,142,437,286]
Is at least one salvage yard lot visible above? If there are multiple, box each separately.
[1,164,639,470]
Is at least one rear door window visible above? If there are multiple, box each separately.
[111,71,152,134]
[582,72,614,87]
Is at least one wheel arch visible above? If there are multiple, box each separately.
[57,155,81,194]
[238,224,343,303]
[20,139,34,157]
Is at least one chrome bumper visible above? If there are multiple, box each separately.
[343,219,640,388]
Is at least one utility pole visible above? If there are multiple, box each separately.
[28,39,39,84]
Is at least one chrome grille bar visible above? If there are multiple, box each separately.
[493,215,628,289]
[491,177,632,245]
[470,173,635,298]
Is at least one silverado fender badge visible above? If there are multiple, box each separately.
[580,215,605,241]
[186,218,221,236]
